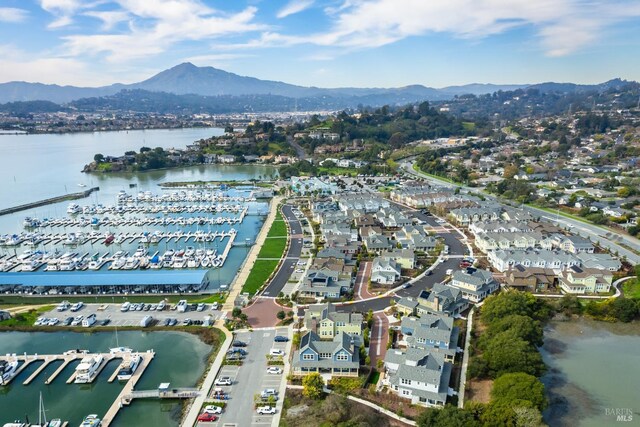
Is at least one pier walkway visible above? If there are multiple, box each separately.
[101,350,155,427]
[0,187,99,216]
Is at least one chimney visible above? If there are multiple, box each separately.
[433,295,440,308]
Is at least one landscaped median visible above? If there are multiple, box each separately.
[241,209,290,295]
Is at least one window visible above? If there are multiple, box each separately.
[401,378,411,385]
[402,389,411,396]
[319,352,332,359]
[336,353,349,361]
[303,353,315,361]
[336,321,345,327]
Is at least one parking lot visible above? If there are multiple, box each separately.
[38,302,225,328]
[198,327,290,427]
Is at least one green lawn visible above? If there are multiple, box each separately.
[623,279,640,299]
[267,212,287,238]
[258,237,287,259]
[412,163,459,184]
[0,306,54,327]
[242,260,280,295]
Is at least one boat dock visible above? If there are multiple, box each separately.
[101,351,156,427]
[0,350,151,387]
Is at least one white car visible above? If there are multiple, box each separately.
[269,349,285,357]
[204,405,223,414]
[266,367,282,374]
[256,406,277,415]
[47,318,60,326]
[214,376,232,386]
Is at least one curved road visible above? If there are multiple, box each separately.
[261,204,303,297]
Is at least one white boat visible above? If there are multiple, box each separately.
[0,360,19,385]
[109,346,133,354]
[110,257,126,270]
[74,355,103,383]
[31,392,62,427]
[79,414,101,427]
[117,354,141,381]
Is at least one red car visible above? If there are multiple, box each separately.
[197,413,218,422]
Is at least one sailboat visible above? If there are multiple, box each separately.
[109,327,132,354]
[31,392,62,427]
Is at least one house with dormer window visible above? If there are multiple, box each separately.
[292,331,360,378]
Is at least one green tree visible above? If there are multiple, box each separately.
[481,314,544,348]
[417,405,480,427]
[481,291,545,324]
[276,310,286,320]
[609,297,639,322]
[558,295,583,315]
[302,372,325,399]
[232,307,242,318]
[491,373,547,410]
[483,332,546,378]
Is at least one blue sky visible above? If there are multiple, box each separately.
[1,0,639,88]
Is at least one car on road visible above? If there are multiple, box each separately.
[274,335,288,342]
[197,412,217,422]
[266,367,282,374]
[256,406,277,415]
[204,405,223,414]
[232,340,247,347]
[402,283,412,289]
[100,319,111,326]
[214,376,232,386]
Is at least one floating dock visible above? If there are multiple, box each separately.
[0,187,99,217]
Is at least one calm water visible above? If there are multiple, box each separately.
[0,128,278,289]
[0,128,278,210]
[0,330,212,426]
[541,319,640,427]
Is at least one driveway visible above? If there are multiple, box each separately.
[354,261,374,300]
[369,312,389,367]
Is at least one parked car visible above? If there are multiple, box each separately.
[100,319,111,326]
[256,406,276,415]
[269,349,285,356]
[182,318,192,326]
[274,336,288,342]
[197,303,206,312]
[230,348,247,355]
[204,405,223,414]
[214,376,232,386]
[232,340,247,347]
[266,367,282,374]
[63,317,74,326]
[197,413,217,422]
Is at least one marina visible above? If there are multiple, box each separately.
[0,330,207,427]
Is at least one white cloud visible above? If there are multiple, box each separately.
[228,0,640,57]
[84,10,130,30]
[0,7,28,23]
[54,1,266,62]
[0,45,113,86]
[277,0,315,19]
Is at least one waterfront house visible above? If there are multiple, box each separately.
[504,265,557,292]
[416,283,470,317]
[383,348,453,407]
[559,266,614,294]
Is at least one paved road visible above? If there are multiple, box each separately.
[354,261,373,300]
[402,159,640,265]
[205,328,289,427]
[369,313,389,367]
[262,205,303,297]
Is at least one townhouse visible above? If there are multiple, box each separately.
[558,265,614,294]
[400,314,459,361]
[292,331,360,378]
[303,302,364,341]
[488,249,581,273]
[449,268,499,303]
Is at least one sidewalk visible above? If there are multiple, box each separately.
[181,322,233,427]
[222,196,283,312]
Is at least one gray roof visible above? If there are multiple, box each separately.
[402,315,457,347]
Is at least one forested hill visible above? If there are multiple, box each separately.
[437,79,640,120]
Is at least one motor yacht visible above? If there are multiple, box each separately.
[74,355,103,383]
